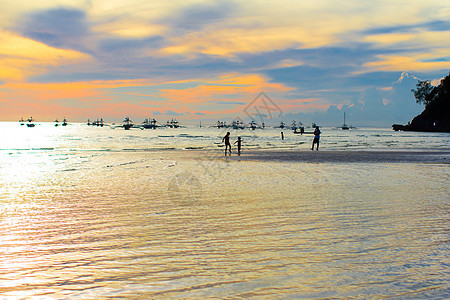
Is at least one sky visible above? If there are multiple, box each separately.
[0,0,449,126]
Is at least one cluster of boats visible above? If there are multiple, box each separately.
[19,112,355,131]
[211,120,265,130]
[87,118,105,127]
[54,118,68,127]
[86,117,184,130]
[19,117,36,127]
[19,117,68,127]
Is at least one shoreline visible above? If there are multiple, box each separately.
[222,149,450,164]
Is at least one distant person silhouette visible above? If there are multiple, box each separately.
[281,132,284,140]
[311,126,321,151]
[222,132,231,155]
[234,136,242,155]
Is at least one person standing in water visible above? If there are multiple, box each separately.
[222,132,231,155]
[281,132,284,140]
[234,136,242,155]
[311,126,321,151]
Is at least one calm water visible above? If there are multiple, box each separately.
[0,122,449,298]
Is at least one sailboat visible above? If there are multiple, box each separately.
[341,112,349,130]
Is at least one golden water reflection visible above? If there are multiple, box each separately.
[0,150,449,298]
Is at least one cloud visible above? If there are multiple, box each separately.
[166,110,183,116]
[2,0,449,124]
[99,35,165,53]
[164,0,237,32]
[363,20,450,35]
[0,31,90,81]
[17,8,89,51]
[320,72,425,125]
[214,101,246,105]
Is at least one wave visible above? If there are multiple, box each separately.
[32,147,55,151]
[178,134,205,138]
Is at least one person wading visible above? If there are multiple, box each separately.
[222,132,232,155]
[311,126,321,151]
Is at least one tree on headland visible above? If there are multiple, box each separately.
[393,71,450,132]
[411,80,435,107]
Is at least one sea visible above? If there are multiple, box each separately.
[0,122,449,299]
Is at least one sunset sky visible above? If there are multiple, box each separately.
[1,0,449,125]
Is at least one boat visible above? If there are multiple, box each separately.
[142,117,159,129]
[274,121,286,129]
[165,119,181,128]
[62,117,68,126]
[19,117,25,125]
[123,117,133,130]
[211,121,227,128]
[26,117,35,127]
[290,120,299,131]
[91,118,105,127]
[54,119,59,127]
[341,112,350,130]
[293,126,306,134]
[249,120,258,130]
[231,119,245,130]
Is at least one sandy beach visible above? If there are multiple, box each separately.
[227,149,450,163]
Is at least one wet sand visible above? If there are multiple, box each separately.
[226,150,450,163]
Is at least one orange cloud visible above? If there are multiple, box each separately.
[159,73,294,106]
[0,73,299,121]
[364,54,450,72]
[0,30,91,81]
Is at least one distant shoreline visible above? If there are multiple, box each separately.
[223,149,450,164]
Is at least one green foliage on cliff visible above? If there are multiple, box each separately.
[412,72,449,108]
[394,72,449,132]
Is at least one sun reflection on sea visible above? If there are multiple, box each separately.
[0,122,449,298]
[0,122,69,203]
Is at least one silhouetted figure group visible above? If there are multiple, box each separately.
[222,126,321,155]
[222,132,242,156]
